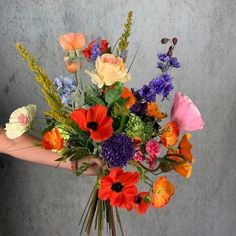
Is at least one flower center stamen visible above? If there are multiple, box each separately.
[111,182,124,193]
[87,121,98,131]
[134,195,142,204]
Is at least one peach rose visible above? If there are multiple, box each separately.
[59,33,86,51]
[86,54,131,88]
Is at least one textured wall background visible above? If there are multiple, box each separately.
[0,0,236,236]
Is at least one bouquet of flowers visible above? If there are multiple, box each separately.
[6,11,204,236]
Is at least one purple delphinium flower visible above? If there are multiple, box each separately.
[130,102,147,116]
[149,73,174,100]
[170,57,181,68]
[91,43,101,61]
[102,133,135,167]
[139,85,156,102]
[158,53,169,62]
[54,75,77,105]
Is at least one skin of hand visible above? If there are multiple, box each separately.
[0,127,100,176]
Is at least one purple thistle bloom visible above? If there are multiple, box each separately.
[91,43,101,61]
[102,133,135,167]
[170,57,181,68]
[139,85,156,102]
[158,53,169,62]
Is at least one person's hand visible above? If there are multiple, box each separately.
[71,156,102,176]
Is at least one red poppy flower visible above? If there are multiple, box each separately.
[42,127,64,151]
[70,104,113,142]
[98,168,139,210]
[134,192,151,214]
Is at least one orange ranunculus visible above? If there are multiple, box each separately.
[121,87,136,109]
[70,104,113,142]
[147,102,165,120]
[98,168,139,210]
[59,33,86,51]
[167,133,194,178]
[152,176,175,208]
[161,122,179,147]
[134,192,151,214]
[42,127,64,151]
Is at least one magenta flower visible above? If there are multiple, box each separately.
[133,151,145,163]
[146,139,161,157]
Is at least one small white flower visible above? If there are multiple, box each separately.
[5,104,37,139]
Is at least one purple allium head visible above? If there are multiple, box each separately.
[170,57,180,68]
[139,85,156,102]
[102,133,135,167]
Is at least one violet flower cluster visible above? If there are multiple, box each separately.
[54,75,77,105]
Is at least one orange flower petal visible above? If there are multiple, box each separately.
[161,122,179,147]
[147,102,165,119]
[152,176,175,208]
[42,127,64,151]
[169,156,192,178]
[179,133,194,163]
[121,87,136,109]
[59,33,86,51]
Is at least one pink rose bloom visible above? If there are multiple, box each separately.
[133,151,145,162]
[146,139,161,157]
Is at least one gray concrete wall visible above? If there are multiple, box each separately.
[0,0,236,235]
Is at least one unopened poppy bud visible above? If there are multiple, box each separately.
[167,50,173,57]
[172,38,178,45]
[160,161,173,172]
[161,38,170,44]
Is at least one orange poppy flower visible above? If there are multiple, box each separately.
[98,168,139,210]
[147,102,165,120]
[152,176,175,208]
[121,87,136,109]
[161,122,179,147]
[42,127,64,151]
[179,133,194,163]
[70,104,113,142]
[167,133,193,178]
[59,32,86,51]
[134,192,151,214]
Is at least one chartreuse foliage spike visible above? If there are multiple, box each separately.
[15,43,71,128]
[116,10,133,61]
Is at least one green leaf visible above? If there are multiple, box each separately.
[105,84,123,106]
[85,96,106,106]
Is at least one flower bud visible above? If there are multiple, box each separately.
[161,38,170,44]
[172,37,178,45]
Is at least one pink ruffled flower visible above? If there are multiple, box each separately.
[146,139,161,157]
[133,151,145,163]
[171,92,204,131]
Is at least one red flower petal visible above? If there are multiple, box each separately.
[71,108,88,131]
